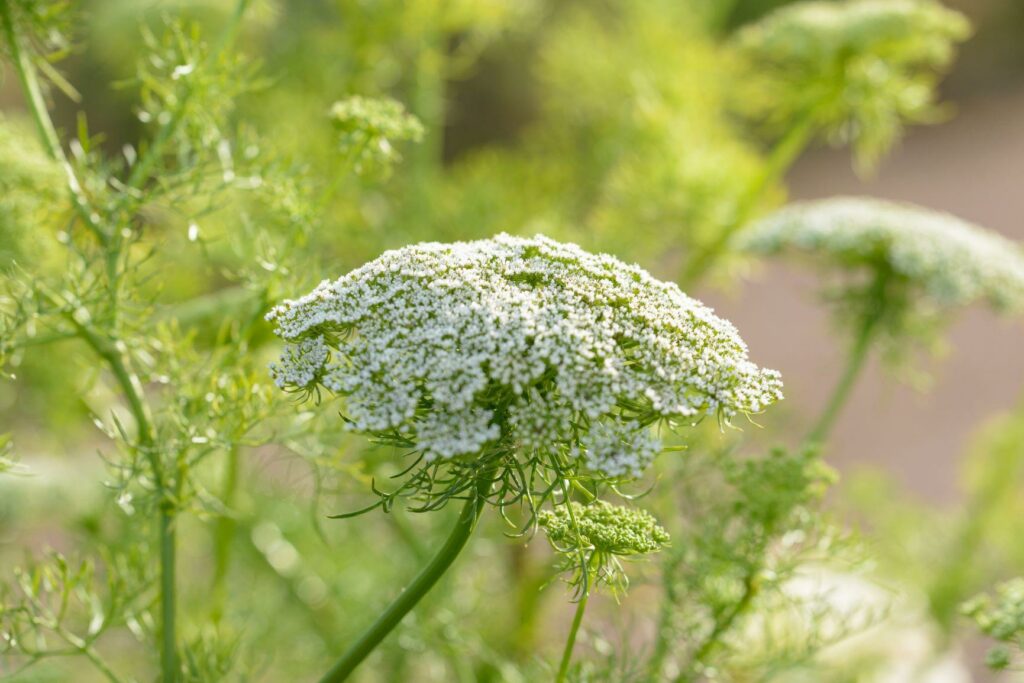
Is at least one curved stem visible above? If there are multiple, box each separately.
[681,112,816,287]
[317,471,494,683]
[805,314,877,445]
[556,590,590,683]
[805,268,891,446]
[674,573,757,682]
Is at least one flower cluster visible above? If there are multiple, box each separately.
[538,501,670,557]
[737,0,968,68]
[739,197,1024,313]
[539,500,669,596]
[329,95,424,176]
[736,0,969,167]
[267,234,783,479]
[962,578,1024,671]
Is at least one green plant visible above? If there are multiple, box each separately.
[2,0,1020,681]
[267,234,781,680]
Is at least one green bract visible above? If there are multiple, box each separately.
[538,500,670,557]
[737,0,970,168]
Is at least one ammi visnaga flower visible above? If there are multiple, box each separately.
[740,197,1024,314]
[267,234,782,480]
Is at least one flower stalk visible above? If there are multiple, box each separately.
[556,586,590,683]
[317,467,495,683]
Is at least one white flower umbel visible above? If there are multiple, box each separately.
[268,235,782,480]
[741,198,1024,445]
[740,197,1024,314]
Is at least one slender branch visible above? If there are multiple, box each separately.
[317,468,495,683]
[804,309,879,445]
[60,311,180,681]
[675,572,757,683]
[555,586,590,683]
[805,266,891,446]
[53,624,124,683]
[123,0,251,193]
[0,0,107,245]
[681,112,817,287]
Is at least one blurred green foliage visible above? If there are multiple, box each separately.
[1,0,1021,681]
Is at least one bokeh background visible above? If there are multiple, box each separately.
[730,0,1024,504]
[2,0,1023,681]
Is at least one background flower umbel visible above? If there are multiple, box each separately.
[740,197,1024,313]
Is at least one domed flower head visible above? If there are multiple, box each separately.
[736,0,969,169]
[539,500,669,596]
[740,198,1024,346]
[267,234,782,510]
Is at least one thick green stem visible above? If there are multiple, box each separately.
[317,471,494,683]
[62,315,178,680]
[681,113,816,287]
[555,590,589,683]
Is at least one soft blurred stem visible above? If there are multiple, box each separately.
[648,553,682,676]
[555,584,590,683]
[405,25,444,224]
[211,445,241,619]
[676,572,758,683]
[805,311,879,446]
[317,467,495,683]
[159,502,179,682]
[0,0,107,245]
[508,546,549,657]
[681,112,817,287]
[929,413,1024,629]
[806,266,891,447]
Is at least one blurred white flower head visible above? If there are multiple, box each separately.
[741,197,1024,313]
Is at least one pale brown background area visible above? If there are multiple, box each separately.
[693,80,1024,682]
[695,0,1024,508]
[708,85,1024,506]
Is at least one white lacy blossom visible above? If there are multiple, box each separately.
[268,335,328,389]
[573,420,661,479]
[741,197,1024,313]
[267,234,783,471]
